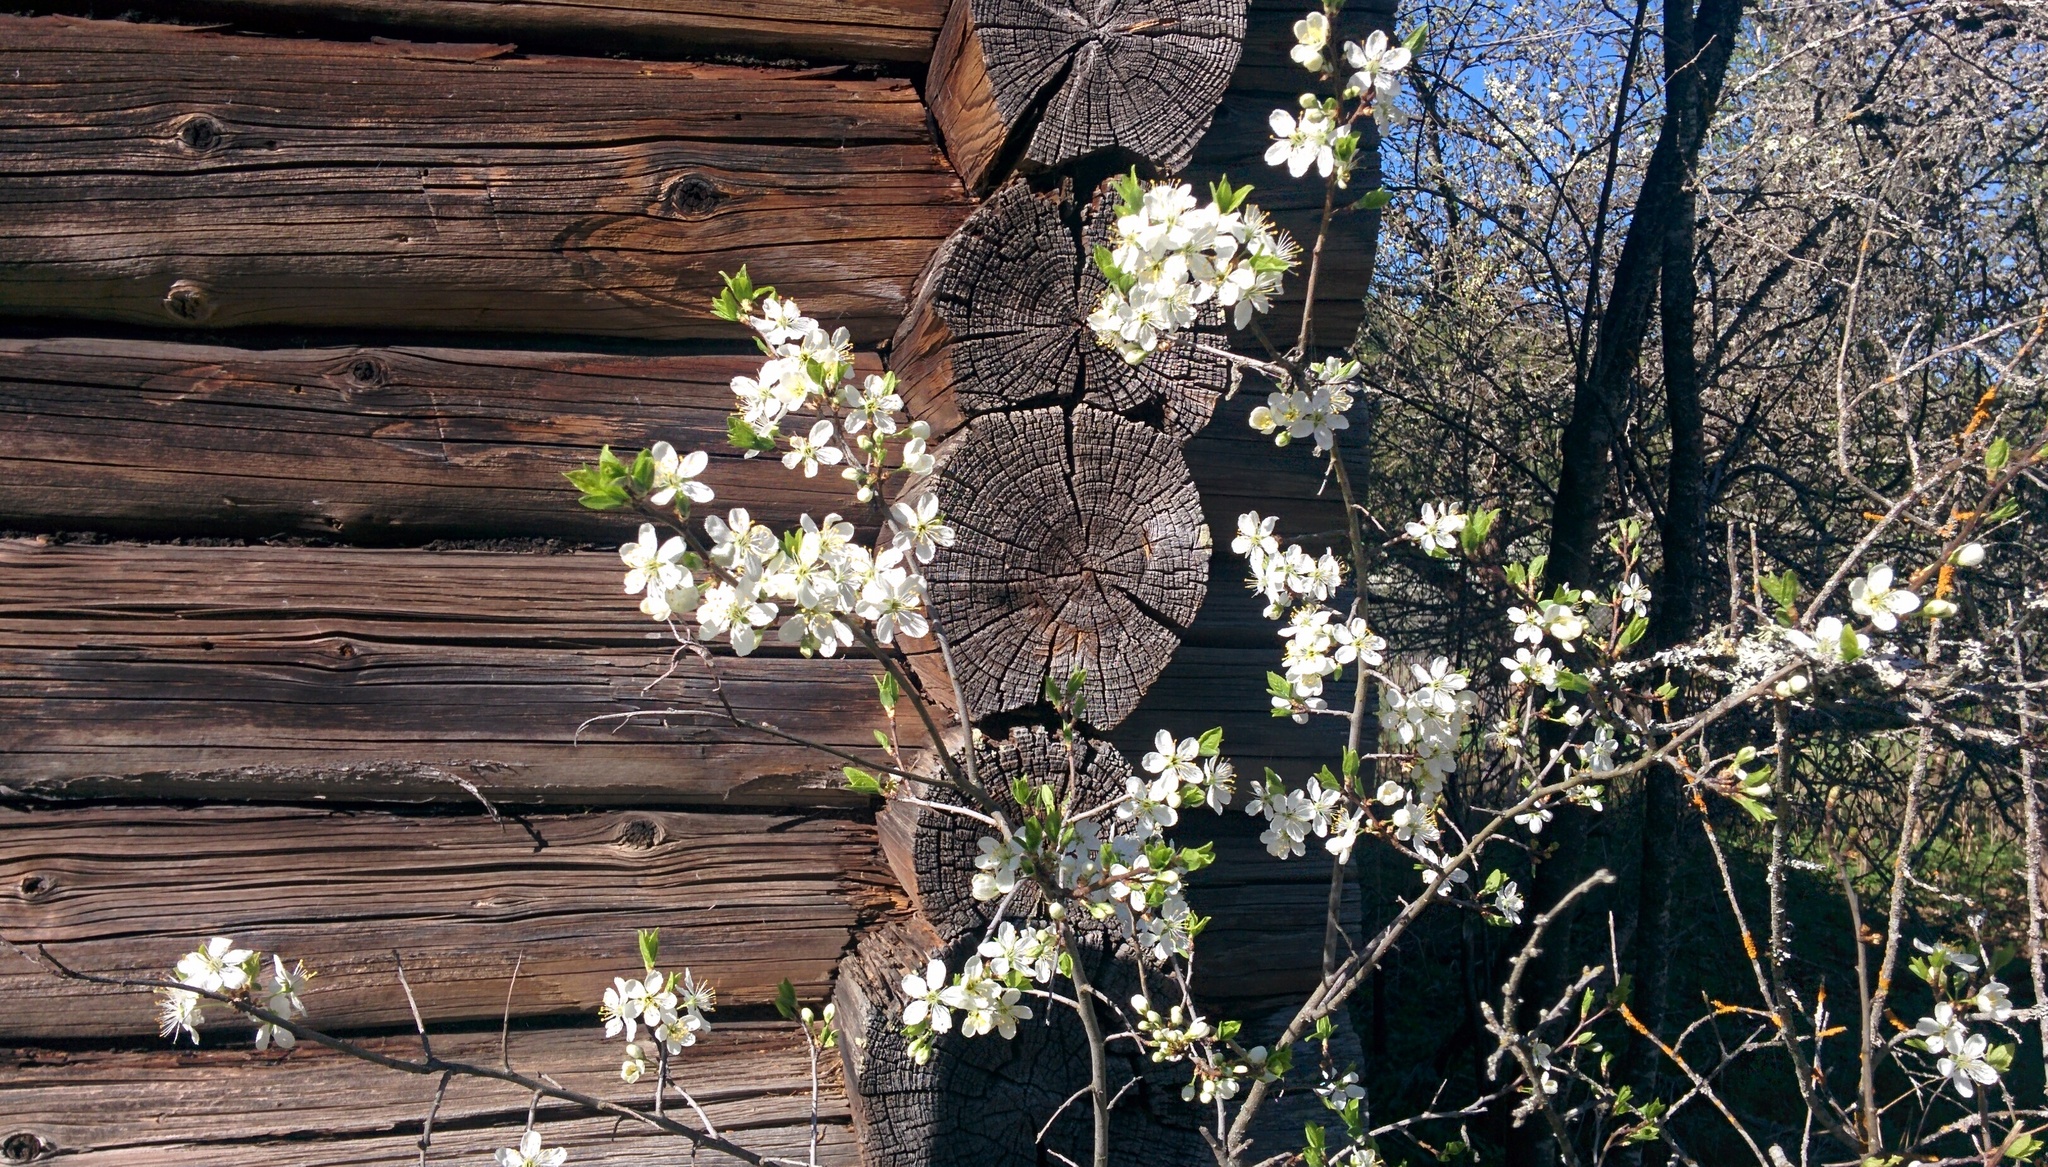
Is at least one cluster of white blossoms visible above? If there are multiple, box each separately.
[1908,938,2014,1100]
[1274,10,1414,186]
[604,279,956,659]
[1246,770,1354,860]
[599,931,716,1084]
[155,936,312,1051]
[727,289,936,497]
[899,946,1037,1059]
[1249,357,1363,455]
[1087,175,1299,364]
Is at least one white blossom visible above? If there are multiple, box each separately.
[889,493,956,564]
[646,442,714,508]
[1406,502,1467,556]
[1291,9,1332,71]
[1849,565,1920,631]
[495,1130,569,1167]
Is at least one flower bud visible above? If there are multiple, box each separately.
[1923,597,1959,619]
[1046,901,1068,921]
[1953,542,1986,568]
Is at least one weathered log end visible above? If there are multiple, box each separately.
[890,178,1230,444]
[836,917,1208,1167]
[891,181,1083,434]
[876,727,1134,941]
[926,0,1251,192]
[906,404,1209,731]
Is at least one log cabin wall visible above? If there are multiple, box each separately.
[0,0,1391,1161]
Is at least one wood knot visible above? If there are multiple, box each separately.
[17,874,53,902]
[163,279,216,323]
[614,817,663,850]
[661,174,725,220]
[347,357,386,387]
[2,1132,52,1164]
[175,113,224,153]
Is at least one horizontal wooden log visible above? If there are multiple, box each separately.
[2,1022,856,1165]
[114,0,947,62]
[0,804,898,1039]
[0,16,970,342]
[0,539,934,806]
[0,338,886,543]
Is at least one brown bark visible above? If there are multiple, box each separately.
[907,405,1210,731]
[0,804,898,1039]
[924,0,1248,192]
[0,16,969,343]
[3,1022,855,1166]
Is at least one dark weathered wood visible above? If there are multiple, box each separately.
[116,0,946,62]
[2,1022,854,1166]
[0,539,929,806]
[0,16,970,343]
[890,180,1227,443]
[925,0,1249,192]
[0,804,898,1039]
[908,405,1209,731]
[0,338,884,543]
[835,917,1206,1167]
[875,727,1132,942]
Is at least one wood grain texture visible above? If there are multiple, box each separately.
[2,1022,855,1165]
[116,0,947,62]
[924,0,1249,191]
[0,539,932,806]
[0,337,886,543]
[907,405,1209,730]
[834,917,1208,1167]
[0,16,970,343]
[0,804,899,1039]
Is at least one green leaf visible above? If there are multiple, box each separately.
[638,928,661,972]
[1461,505,1498,554]
[1480,868,1506,895]
[1401,22,1428,52]
[843,767,882,795]
[1618,615,1649,649]
[576,484,630,511]
[727,414,779,453]
[874,671,900,714]
[1012,776,1034,810]
[1986,435,2012,479]
[1353,187,1394,212]
[1761,569,1800,620]
[629,446,656,490]
[1730,793,1776,822]
[873,729,893,750]
[1198,727,1225,757]
[1653,681,1679,701]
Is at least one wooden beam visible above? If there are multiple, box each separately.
[0,338,884,543]
[0,804,899,1039]
[112,0,947,63]
[3,1022,857,1165]
[0,539,932,806]
[0,16,970,343]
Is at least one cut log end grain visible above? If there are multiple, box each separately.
[927,0,1250,191]
[835,917,1208,1167]
[876,727,1132,941]
[907,405,1209,731]
[890,179,1229,444]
